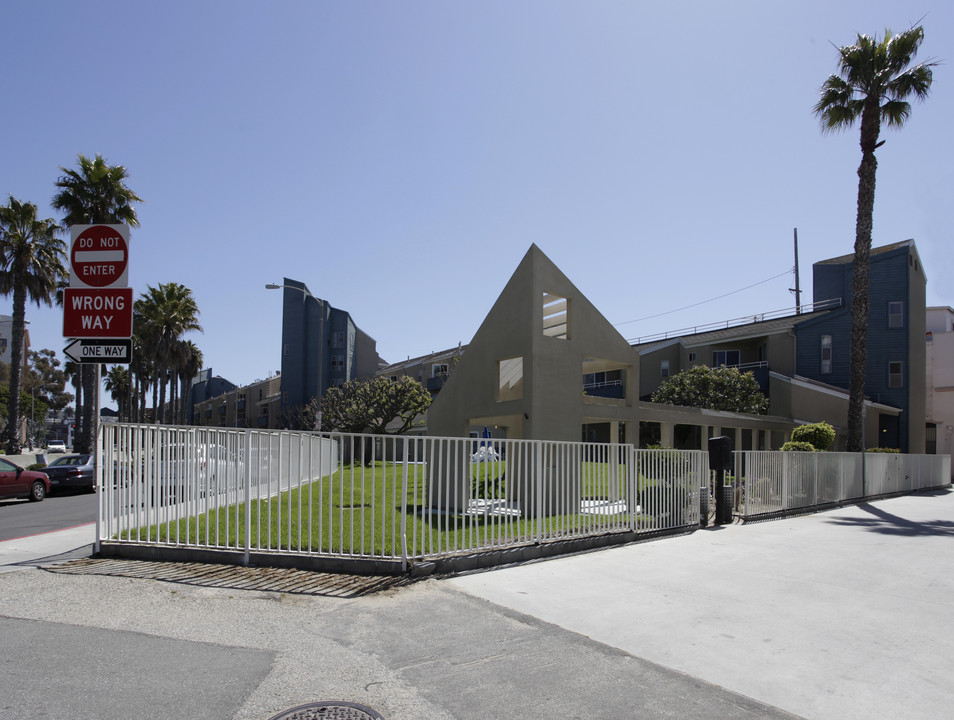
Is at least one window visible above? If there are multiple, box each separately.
[432,363,448,378]
[498,357,524,401]
[542,292,569,339]
[332,331,346,348]
[713,350,740,367]
[926,424,937,454]
[888,361,903,388]
[660,360,670,378]
[888,302,904,329]
[688,352,696,362]
[331,355,345,372]
[820,335,832,374]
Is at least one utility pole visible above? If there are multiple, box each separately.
[791,228,802,313]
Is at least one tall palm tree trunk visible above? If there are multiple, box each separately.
[78,368,96,453]
[846,101,882,452]
[73,367,83,443]
[4,283,27,453]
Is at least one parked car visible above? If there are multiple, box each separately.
[47,439,67,453]
[43,454,95,494]
[0,458,51,502]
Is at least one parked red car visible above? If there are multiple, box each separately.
[0,457,51,502]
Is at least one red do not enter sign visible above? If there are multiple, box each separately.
[69,224,130,289]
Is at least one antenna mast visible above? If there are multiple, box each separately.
[791,228,802,313]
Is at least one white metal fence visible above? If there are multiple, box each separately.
[98,424,707,570]
[97,425,951,571]
[735,450,951,519]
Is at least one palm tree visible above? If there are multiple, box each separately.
[129,325,151,423]
[0,197,67,453]
[104,365,130,422]
[53,154,142,452]
[175,340,203,424]
[135,283,201,423]
[814,26,936,452]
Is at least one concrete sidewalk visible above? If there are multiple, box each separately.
[0,522,94,573]
[449,489,954,720]
[1,490,951,719]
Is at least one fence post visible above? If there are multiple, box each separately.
[535,441,543,544]
[243,429,252,567]
[401,436,408,572]
[94,424,104,555]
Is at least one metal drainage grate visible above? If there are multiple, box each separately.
[267,701,384,720]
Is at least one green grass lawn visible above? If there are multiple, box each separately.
[122,461,699,557]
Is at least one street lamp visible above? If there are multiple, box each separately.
[265,282,324,430]
[265,283,321,302]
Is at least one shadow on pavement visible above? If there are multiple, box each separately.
[825,493,954,537]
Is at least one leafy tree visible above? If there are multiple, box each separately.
[0,197,67,452]
[53,153,143,451]
[317,376,432,434]
[814,26,937,452]
[780,441,817,452]
[63,359,82,438]
[21,349,72,447]
[651,365,768,414]
[0,386,47,445]
[790,421,835,451]
[25,349,72,412]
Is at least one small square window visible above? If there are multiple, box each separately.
[543,292,569,339]
[821,335,832,374]
[498,357,524,401]
[660,360,670,378]
[688,352,696,363]
[888,302,903,329]
[888,361,903,388]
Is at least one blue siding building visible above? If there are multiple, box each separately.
[278,278,384,427]
[794,240,926,452]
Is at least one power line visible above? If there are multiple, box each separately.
[614,267,795,327]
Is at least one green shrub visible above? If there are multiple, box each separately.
[790,422,835,451]
[866,447,901,453]
[28,463,47,471]
[780,441,816,452]
[637,446,690,476]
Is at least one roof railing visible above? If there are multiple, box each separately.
[628,298,842,345]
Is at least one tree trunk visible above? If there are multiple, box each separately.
[152,374,159,424]
[4,282,26,453]
[846,102,882,453]
[158,372,167,425]
[73,368,83,443]
[77,366,95,454]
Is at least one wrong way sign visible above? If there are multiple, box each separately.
[63,288,133,338]
[69,224,130,289]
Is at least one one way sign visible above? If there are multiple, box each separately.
[63,338,132,364]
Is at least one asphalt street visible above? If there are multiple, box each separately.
[1,488,951,720]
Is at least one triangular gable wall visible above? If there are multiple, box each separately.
[427,244,638,441]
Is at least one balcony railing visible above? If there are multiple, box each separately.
[629,298,843,345]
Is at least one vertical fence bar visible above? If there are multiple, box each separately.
[243,428,252,566]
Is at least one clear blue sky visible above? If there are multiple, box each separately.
[3,1,951,404]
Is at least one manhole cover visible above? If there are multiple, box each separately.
[267,701,384,720]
